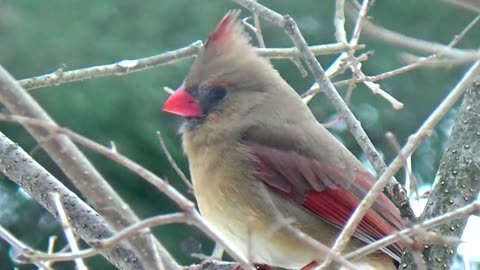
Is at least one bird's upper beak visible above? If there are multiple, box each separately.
[162,85,202,118]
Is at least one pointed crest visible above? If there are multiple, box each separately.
[205,10,251,48]
[184,10,273,91]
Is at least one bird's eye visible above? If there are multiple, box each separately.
[208,86,227,103]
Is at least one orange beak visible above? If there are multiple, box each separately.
[162,85,202,118]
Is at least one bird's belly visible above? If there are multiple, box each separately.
[198,198,318,268]
[194,175,330,268]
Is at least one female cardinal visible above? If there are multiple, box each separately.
[163,11,403,270]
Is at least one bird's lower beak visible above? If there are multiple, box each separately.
[163,85,202,118]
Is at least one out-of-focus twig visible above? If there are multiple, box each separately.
[346,201,480,261]
[0,132,145,269]
[443,0,480,14]
[0,65,174,270]
[357,11,480,62]
[156,131,193,191]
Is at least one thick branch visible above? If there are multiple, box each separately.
[0,132,143,270]
[405,78,480,269]
[0,66,177,270]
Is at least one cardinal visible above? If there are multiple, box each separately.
[163,11,403,270]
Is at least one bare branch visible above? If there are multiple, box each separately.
[156,131,193,191]
[407,76,480,269]
[51,192,88,270]
[18,41,203,90]
[0,132,145,269]
[0,65,175,270]
[358,12,480,62]
[443,0,480,13]
[13,213,189,264]
[0,114,254,270]
[385,132,419,197]
[92,213,189,250]
[349,0,370,45]
[332,60,480,266]
[346,201,480,261]
[18,42,358,91]
[252,2,266,49]
[232,0,415,222]
[334,0,348,44]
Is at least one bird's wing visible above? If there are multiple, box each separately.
[243,125,403,261]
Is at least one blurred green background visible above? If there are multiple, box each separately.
[0,0,479,269]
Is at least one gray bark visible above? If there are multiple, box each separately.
[0,132,145,269]
[0,65,178,270]
[402,77,480,269]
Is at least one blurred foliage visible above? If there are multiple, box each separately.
[0,0,479,269]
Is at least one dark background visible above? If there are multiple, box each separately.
[0,1,479,269]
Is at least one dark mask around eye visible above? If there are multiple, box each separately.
[200,86,227,115]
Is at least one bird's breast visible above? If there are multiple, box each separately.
[185,142,332,268]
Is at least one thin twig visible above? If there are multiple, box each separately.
[40,236,58,269]
[230,0,417,259]
[332,59,480,263]
[443,0,480,13]
[334,0,347,44]
[258,178,357,270]
[385,131,419,197]
[346,201,480,260]
[156,131,193,191]
[18,42,358,91]
[349,0,370,45]
[0,225,35,260]
[252,1,266,48]
[0,132,146,269]
[308,15,480,105]
[91,213,189,249]
[303,51,374,103]
[51,192,88,270]
[18,41,203,90]
[0,65,174,270]
[0,114,254,270]
[1,114,361,269]
[357,10,480,62]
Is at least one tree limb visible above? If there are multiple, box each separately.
[0,132,144,270]
[403,77,480,269]
[0,65,177,270]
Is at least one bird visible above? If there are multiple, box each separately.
[162,10,403,270]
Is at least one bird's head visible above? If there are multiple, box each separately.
[163,11,285,135]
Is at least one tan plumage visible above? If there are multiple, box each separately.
[164,11,402,270]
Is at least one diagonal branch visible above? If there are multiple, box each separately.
[232,0,416,238]
[403,76,480,269]
[0,114,255,270]
[0,65,176,270]
[0,132,144,269]
[357,12,480,62]
[230,0,413,216]
[51,192,88,270]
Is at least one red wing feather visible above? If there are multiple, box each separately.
[247,141,403,260]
